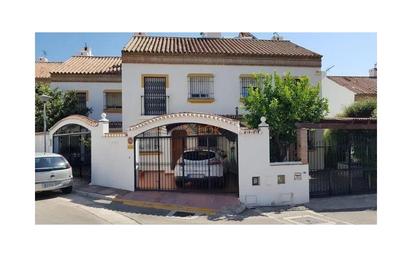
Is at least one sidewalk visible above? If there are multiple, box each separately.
[74,183,241,215]
[305,194,377,212]
[74,181,376,216]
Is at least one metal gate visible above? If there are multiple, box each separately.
[143,76,167,115]
[52,124,91,182]
[134,131,239,194]
[309,131,377,197]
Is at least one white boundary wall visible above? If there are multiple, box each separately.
[238,122,309,207]
[38,114,309,206]
[35,132,49,153]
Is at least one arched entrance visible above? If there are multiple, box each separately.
[48,115,97,184]
[129,113,240,194]
[52,124,92,182]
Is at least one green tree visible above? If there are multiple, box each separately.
[325,99,377,169]
[243,72,328,162]
[35,83,92,132]
[340,98,377,118]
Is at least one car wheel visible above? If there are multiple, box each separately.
[61,186,72,194]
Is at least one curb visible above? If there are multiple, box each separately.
[304,206,377,212]
[73,189,217,215]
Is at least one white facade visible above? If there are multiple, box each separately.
[122,63,321,129]
[50,82,122,122]
[321,75,355,117]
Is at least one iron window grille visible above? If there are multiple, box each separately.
[104,92,122,109]
[240,76,257,98]
[188,75,214,99]
[75,92,87,110]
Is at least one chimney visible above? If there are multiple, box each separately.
[369,63,377,78]
[79,43,93,56]
[38,56,48,62]
[237,32,256,39]
[39,50,48,62]
[272,32,283,41]
[133,32,146,37]
[200,32,222,38]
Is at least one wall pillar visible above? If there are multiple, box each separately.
[98,113,109,135]
[258,117,270,164]
[297,128,308,164]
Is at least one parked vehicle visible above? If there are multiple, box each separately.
[174,149,224,188]
[35,153,73,193]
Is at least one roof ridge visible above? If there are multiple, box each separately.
[328,75,375,78]
[35,61,64,63]
[131,35,291,42]
[71,55,121,58]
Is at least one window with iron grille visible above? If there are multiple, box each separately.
[105,91,122,109]
[240,76,257,98]
[188,75,214,99]
[75,92,87,109]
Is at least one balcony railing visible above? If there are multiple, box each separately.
[141,95,170,116]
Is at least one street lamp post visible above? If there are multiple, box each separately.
[39,94,52,152]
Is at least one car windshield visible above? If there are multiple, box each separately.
[35,156,69,172]
[183,151,215,161]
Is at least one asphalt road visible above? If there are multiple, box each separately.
[35,191,376,224]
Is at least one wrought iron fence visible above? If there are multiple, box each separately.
[135,133,239,193]
[308,130,377,197]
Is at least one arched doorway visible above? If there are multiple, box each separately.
[52,124,92,183]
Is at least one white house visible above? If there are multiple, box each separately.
[35,32,323,207]
[321,65,377,117]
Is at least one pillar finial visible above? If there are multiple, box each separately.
[99,112,109,122]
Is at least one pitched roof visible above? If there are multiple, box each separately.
[328,76,377,95]
[51,56,121,75]
[35,62,63,79]
[123,35,321,58]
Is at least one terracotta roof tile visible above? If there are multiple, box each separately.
[328,76,377,95]
[35,62,63,79]
[51,56,121,75]
[123,36,321,58]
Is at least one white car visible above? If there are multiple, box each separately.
[35,153,73,193]
[174,149,224,188]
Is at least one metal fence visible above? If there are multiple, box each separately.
[135,133,239,194]
[308,130,377,197]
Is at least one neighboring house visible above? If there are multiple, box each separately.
[322,65,377,117]
[35,58,62,84]
[49,55,122,129]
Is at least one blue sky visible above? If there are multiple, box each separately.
[35,32,376,76]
